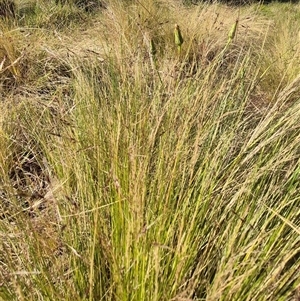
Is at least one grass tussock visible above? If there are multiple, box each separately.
[0,0,300,300]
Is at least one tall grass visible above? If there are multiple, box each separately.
[0,0,299,300]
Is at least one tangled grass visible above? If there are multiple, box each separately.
[0,0,299,300]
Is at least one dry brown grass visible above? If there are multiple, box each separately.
[0,1,299,300]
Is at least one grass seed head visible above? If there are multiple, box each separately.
[228,19,239,43]
[174,24,184,53]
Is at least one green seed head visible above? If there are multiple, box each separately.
[228,19,239,42]
[174,24,184,47]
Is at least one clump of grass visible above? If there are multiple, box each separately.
[0,0,15,19]
[0,0,299,300]
[257,2,300,100]
[0,25,24,91]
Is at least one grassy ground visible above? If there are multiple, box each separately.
[0,0,299,300]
